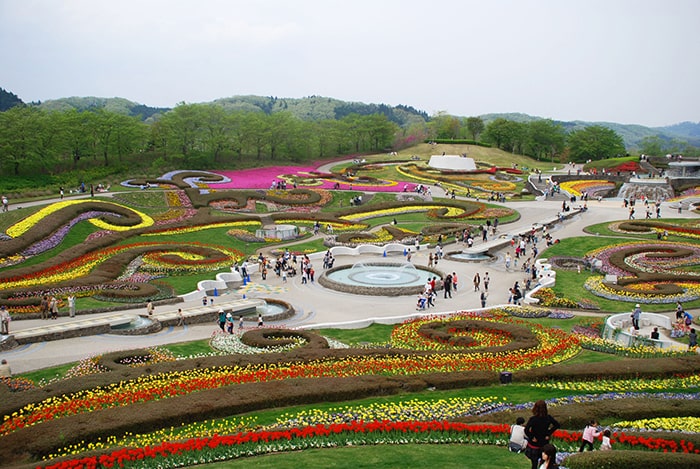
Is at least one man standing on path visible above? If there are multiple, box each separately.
[483,272,490,291]
[40,295,49,320]
[0,306,10,335]
[480,290,488,308]
[444,274,453,299]
[632,304,642,330]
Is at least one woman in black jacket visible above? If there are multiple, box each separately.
[525,400,560,469]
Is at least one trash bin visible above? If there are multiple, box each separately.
[500,371,512,384]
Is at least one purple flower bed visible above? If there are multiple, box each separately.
[21,211,111,257]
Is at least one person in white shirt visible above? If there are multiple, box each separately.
[509,417,526,452]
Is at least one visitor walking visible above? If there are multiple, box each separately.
[689,328,697,350]
[0,305,10,335]
[443,274,452,299]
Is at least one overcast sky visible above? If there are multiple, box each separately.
[1,0,697,127]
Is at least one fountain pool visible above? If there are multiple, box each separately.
[445,251,494,262]
[319,262,440,296]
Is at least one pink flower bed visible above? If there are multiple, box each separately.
[208,165,416,192]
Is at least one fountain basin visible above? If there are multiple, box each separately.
[444,251,495,262]
[319,262,443,296]
[110,316,161,335]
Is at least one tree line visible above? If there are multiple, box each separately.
[4,100,673,183]
[428,114,628,162]
[0,104,398,176]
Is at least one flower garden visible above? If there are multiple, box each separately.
[2,157,700,468]
[0,172,517,312]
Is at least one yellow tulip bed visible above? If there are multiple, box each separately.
[5,200,154,238]
[559,180,616,198]
[397,164,518,194]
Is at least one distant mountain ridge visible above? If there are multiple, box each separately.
[1,88,698,149]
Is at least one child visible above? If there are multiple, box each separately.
[600,429,612,451]
[579,419,601,452]
[539,444,559,469]
[416,293,427,310]
[509,417,526,453]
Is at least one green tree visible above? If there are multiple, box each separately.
[483,118,527,153]
[200,105,233,163]
[0,106,41,175]
[91,109,119,166]
[58,109,94,170]
[365,114,397,151]
[429,112,461,139]
[112,113,146,162]
[465,116,485,141]
[527,119,566,162]
[160,103,206,160]
[567,125,626,162]
[638,135,664,157]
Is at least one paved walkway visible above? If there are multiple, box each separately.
[1,181,698,374]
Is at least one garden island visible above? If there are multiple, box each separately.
[1,106,700,469]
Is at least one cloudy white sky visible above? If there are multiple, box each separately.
[1,0,697,127]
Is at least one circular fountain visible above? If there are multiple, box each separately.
[110,316,160,335]
[445,251,494,262]
[319,262,442,296]
[254,298,295,322]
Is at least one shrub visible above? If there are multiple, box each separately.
[564,450,700,469]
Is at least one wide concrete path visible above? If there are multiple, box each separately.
[1,192,697,374]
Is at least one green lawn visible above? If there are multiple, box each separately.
[200,444,528,469]
[317,324,395,345]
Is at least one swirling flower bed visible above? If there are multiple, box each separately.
[585,276,700,304]
[6,200,154,237]
[0,313,579,437]
[559,180,615,197]
[583,241,700,303]
[0,242,243,292]
[37,419,699,469]
[397,164,517,193]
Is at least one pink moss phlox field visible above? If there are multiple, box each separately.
[209,165,416,192]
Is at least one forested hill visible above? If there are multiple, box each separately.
[3,87,699,147]
[210,95,429,128]
[27,94,429,128]
[36,96,169,120]
[0,88,23,111]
